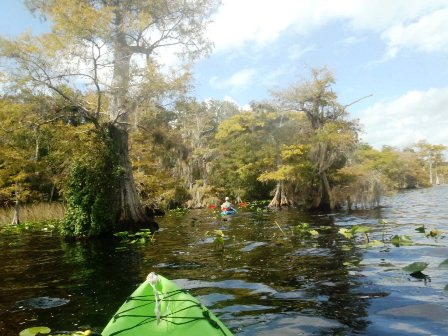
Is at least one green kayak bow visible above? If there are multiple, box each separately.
[102,272,233,336]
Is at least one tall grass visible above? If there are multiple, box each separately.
[0,203,66,225]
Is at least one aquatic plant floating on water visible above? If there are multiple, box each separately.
[415,225,426,233]
[113,229,155,245]
[339,225,370,240]
[402,262,430,280]
[292,222,318,238]
[438,259,448,269]
[402,262,428,274]
[168,208,190,216]
[391,235,413,247]
[19,327,51,336]
[205,229,226,247]
[426,228,443,238]
[339,225,383,248]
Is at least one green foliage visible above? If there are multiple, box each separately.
[426,229,443,238]
[335,143,438,210]
[338,225,384,248]
[168,207,190,217]
[402,262,428,274]
[211,109,306,201]
[338,225,370,240]
[19,326,92,336]
[415,225,426,233]
[0,219,61,235]
[62,129,122,237]
[19,326,51,336]
[439,259,448,269]
[390,235,413,247]
[205,229,226,248]
[292,222,319,238]
[113,229,155,246]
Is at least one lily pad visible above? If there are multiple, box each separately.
[359,240,383,248]
[338,228,353,239]
[438,259,448,269]
[351,225,371,233]
[391,235,413,247]
[415,226,426,233]
[19,326,51,336]
[403,262,428,274]
[426,229,443,238]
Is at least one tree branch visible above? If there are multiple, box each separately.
[344,94,373,108]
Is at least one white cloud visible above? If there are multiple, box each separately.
[207,0,338,52]
[359,88,448,148]
[207,0,448,58]
[223,95,237,104]
[209,68,256,90]
[382,8,448,58]
[345,0,446,32]
[288,44,315,61]
[337,36,365,45]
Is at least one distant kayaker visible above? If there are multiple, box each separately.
[221,197,233,211]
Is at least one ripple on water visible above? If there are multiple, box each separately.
[240,241,267,252]
[227,313,343,336]
[173,278,277,295]
[15,296,70,310]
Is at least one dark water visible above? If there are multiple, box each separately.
[1,186,448,335]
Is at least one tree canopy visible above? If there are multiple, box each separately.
[0,1,446,236]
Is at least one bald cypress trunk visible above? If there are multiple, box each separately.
[109,125,157,230]
[268,182,294,207]
[106,20,157,231]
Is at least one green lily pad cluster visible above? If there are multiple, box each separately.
[390,235,413,247]
[338,225,383,248]
[0,220,61,235]
[415,225,445,238]
[402,259,448,284]
[247,200,270,212]
[403,262,429,274]
[338,225,370,239]
[168,208,190,217]
[293,222,319,238]
[113,229,155,245]
[19,327,92,336]
[205,229,226,247]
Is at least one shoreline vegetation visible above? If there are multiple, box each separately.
[0,2,447,237]
[1,184,447,228]
[0,202,65,227]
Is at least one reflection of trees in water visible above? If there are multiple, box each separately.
[4,188,448,335]
[60,238,145,328]
[2,208,371,335]
[216,211,370,334]
[0,234,65,336]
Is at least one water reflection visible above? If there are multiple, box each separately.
[147,209,371,335]
[1,185,448,335]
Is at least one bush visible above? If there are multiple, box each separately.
[61,129,122,237]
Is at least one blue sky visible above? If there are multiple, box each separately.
[1,0,448,150]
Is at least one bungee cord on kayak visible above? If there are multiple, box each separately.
[103,272,233,336]
[146,272,162,324]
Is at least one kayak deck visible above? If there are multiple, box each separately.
[102,273,233,336]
